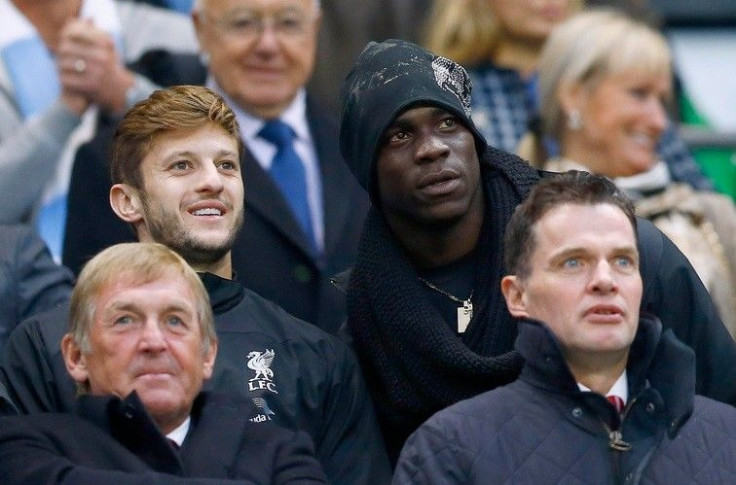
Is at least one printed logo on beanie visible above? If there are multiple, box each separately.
[431,56,472,116]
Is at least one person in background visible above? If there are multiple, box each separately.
[0,242,327,485]
[422,0,715,191]
[336,38,736,464]
[0,224,74,357]
[63,0,368,335]
[2,85,391,485]
[519,10,736,336]
[393,171,736,484]
[0,0,197,259]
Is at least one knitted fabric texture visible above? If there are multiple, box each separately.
[346,146,541,460]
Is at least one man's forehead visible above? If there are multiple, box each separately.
[535,203,637,246]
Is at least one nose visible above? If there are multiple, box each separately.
[253,19,280,52]
[197,163,225,194]
[647,97,668,137]
[139,320,167,353]
[589,260,619,294]
[414,131,450,165]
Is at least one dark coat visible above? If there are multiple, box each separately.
[394,317,736,484]
[0,274,392,485]
[0,224,73,356]
[62,51,368,335]
[0,391,326,485]
[342,149,736,463]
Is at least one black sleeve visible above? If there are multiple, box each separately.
[0,307,76,415]
[0,225,73,351]
[318,340,393,485]
[637,217,736,404]
[269,430,328,485]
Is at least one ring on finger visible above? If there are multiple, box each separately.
[74,58,87,74]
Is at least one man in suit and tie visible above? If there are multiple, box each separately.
[0,242,327,485]
[63,0,368,335]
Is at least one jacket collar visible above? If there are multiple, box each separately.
[75,391,184,474]
[198,272,244,315]
[516,314,695,430]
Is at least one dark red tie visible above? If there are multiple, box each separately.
[607,395,625,414]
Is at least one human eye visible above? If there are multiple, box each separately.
[228,15,259,34]
[218,159,239,172]
[276,15,304,34]
[438,116,457,130]
[165,315,189,334]
[614,254,637,272]
[169,160,191,171]
[562,258,581,269]
[114,315,133,325]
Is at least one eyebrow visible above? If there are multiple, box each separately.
[104,301,194,316]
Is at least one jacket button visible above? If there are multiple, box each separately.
[646,402,656,413]
[293,265,312,283]
[572,407,583,418]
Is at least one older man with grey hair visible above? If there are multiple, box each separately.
[0,242,327,485]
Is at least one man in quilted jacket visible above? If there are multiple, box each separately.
[394,172,736,484]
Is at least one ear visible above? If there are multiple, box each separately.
[202,339,218,381]
[558,80,586,120]
[61,333,89,386]
[501,275,530,319]
[110,184,144,224]
[191,10,208,53]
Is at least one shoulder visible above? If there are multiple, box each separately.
[220,289,354,363]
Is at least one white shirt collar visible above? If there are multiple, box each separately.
[578,370,628,403]
[166,416,191,447]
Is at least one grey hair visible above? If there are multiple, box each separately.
[192,0,321,13]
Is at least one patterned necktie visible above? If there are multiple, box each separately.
[259,120,315,248]
[607,395,625,414]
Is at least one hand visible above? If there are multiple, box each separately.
[57,18,135,114]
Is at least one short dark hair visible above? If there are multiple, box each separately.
[110,85,242,190]
[504,171,637,278]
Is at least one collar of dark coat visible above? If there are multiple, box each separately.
[75,391,188,474]
[516,314,695,432]
[199,272,245,315]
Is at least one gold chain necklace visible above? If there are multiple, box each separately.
[417,277,474,334]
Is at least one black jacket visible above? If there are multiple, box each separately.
[62,51,368,335]
[0,274,392,485]
[343,150,736,463]
[0,224,73,357]
[394,317,736,484]
[0,391,326,485]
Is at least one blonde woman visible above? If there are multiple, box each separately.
[521,9,736,336]
[422,0,714,190]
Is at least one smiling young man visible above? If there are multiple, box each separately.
[0,242,326,484]
[393,172,736,484]
[63,0,369,336]
[337,38,736,464]
[1,85,390,485]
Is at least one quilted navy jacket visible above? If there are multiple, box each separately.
[394,317,736,484]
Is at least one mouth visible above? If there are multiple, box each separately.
[417,169,461,195]
[187,200,228,218]
[584,304,625,323]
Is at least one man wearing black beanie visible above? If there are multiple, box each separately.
[337,38,736,465]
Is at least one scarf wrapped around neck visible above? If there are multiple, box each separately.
[346,146,541,459]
